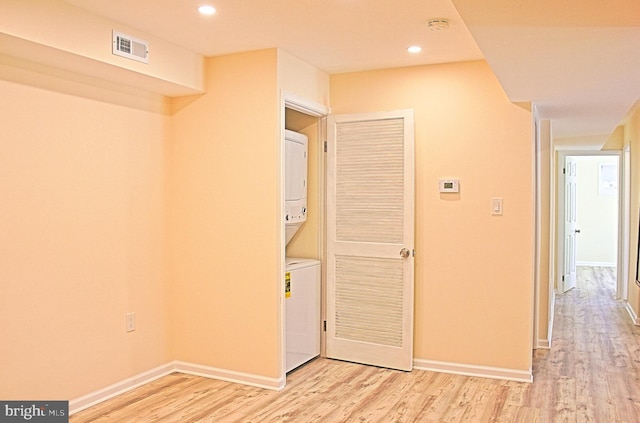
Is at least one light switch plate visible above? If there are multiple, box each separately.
[491,198,503,215]
[126,312,136,332]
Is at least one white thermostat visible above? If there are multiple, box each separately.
[439,179,459,193]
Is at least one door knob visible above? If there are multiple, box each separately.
[399,248,410,258]
[575,229,581,234]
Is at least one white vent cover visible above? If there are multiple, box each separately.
[427,18,450,31]
[112,30,149,63]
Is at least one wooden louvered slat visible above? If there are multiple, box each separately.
[335,256,403,347]
[335,119,404,243]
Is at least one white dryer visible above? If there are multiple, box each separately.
[284,130,308,246]
[285,257,320,372]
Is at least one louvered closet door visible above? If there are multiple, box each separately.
[326,110,415,371]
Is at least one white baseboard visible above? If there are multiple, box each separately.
[173,360,285,391]
[69,362,174,415]
[536,338,551,349]
[413,358,532,383]
[625,301,640,326]
[70,360,285,416]
[537,292,555,349]
[576,261,616,267]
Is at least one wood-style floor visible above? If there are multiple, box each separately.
[70,267,640,422]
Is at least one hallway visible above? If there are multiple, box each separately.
[531,266,640,421]
[70,266,640,422]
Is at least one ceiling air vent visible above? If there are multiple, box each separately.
[112,30,149,63]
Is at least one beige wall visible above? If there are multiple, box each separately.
[277,50,330,107]
[169,50,282,378]
[603,125,624,150]
[624,106,640,319]
[0,0,204,96]
[0,79,171,399]
[575,156,619,265]
[330,61,534,372]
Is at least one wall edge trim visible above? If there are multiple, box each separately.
[413,358,533,383]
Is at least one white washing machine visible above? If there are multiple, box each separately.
[285,257,321,372]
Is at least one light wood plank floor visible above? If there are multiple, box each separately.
[71,267,640,422]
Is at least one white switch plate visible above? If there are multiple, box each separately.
[491,198,503,215]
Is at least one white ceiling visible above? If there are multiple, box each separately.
[452,0,640,142]
[63,0,483,73]
[63,0,640,143]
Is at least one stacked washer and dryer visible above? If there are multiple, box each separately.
[284,129,320,373]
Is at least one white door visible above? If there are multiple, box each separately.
[562,156,578,292]
[325,110,415,371]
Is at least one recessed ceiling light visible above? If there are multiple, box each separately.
[198,5,216,15]
[407,46,422,54]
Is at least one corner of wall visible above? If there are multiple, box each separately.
[0,1,205,96]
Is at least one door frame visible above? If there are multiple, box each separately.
[555,150,623,297]
[280,91,329,384]
[621,145,631,301]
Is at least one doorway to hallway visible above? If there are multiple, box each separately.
[557,153,622,298]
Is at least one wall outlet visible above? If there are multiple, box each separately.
[126,312,136,332]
